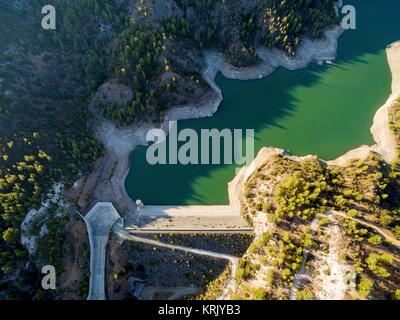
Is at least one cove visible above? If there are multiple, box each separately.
[125,0,400,205]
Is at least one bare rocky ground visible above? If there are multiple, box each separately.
[57,214,90,300]
[139,233,254,257]
[312,218,355,300]
[105,235,228,300]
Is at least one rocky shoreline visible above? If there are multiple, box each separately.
[328,41,400,167]
[85,23,345,216]
[236,41,400,205]
[82,4,400,218]
[224,40,400,225]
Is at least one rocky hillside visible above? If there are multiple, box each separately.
[0,0,339,299]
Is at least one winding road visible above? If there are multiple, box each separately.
[82,202,245,300]
[114,226,238,300]
[327,210,400,249]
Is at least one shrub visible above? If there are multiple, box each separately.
[379,214,393,226]
[367,235,382,245]
[358,277,373,297]
[252,287,268,300]
[366,253,393,278]
[264,269,274,287]
[296,288,315,300]
[394,226,400,239]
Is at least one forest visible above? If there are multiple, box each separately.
[30,0,340,126]
[0,0,340,299]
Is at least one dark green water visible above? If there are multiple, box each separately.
[126,0,400,205]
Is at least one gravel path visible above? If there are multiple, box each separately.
[328,210,400,249]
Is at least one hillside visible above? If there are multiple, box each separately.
[0,0,339,299]
[226,98,400,300]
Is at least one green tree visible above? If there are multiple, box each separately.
[358,277,373,297]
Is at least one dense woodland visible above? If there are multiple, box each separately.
[30,0,340,126]
[0,0,339,299]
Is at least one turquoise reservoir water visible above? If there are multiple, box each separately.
[126,0,400,205]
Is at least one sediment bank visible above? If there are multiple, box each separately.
[88,25,344,216]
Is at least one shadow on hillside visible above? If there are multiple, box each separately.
[126,0,400,206]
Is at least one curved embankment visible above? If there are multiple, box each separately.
[241,40,400,179]
[328,41,400,166]
[83,203,122,300]
[94,25,344,216]
[229,41,400,301]
[92,37,400,301]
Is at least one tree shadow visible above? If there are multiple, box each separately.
[126,0,400,205]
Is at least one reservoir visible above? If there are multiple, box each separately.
[126,0,400,205]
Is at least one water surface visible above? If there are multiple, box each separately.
[126,0,400,205]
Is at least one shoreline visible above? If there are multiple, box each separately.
[238,41,400,196]
[328,41,400,167]
[87,24,345,216]
[88,35,400,219]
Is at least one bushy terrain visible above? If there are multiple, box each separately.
[235,134,400,299]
